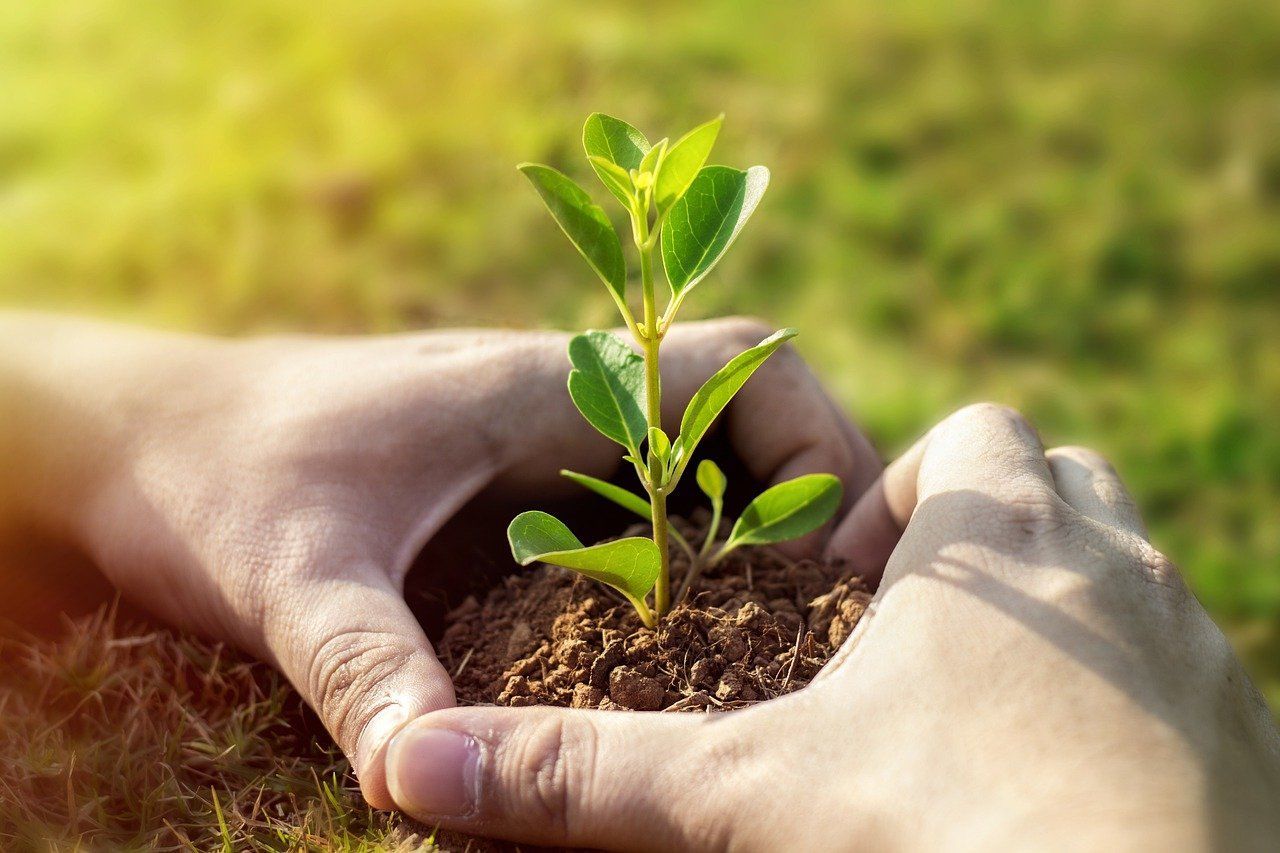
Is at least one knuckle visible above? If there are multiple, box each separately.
[989,488,1074,543]
[504,716,596,837]
[306,629,413,750]
[1130,540,1188,599]
[1054,531,1188,611]
[1049,444,1116,474]
[950,401,1027,432]
[1053,444,1138,497]
[942,402,1043,457]
[1099,480,1140,518]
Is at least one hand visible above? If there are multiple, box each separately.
[0,313,880,810]
[385,403,1280,850]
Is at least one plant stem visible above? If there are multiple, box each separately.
[669,527,697,564]
[699,498,723,560]
[635,200,671,617]
[672,496,724,607]
[649,462,671,615]
[625,591,657,629]
[673,557,703,607]
[706,541,736,570]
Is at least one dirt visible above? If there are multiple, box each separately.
[439,513,871,712]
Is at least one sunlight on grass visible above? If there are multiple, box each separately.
[0,607,440,850]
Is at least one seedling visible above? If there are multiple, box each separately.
[508,113,842,627]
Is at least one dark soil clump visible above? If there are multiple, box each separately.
[440,516,870,711]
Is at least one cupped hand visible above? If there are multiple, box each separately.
[12,315,879,809]
[387,403,1280,850]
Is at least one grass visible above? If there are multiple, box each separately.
[1,0,1277,845]
[0,605,439,851]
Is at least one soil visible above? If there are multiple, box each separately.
[439,512,871,712]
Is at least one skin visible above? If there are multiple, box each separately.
[5,314,1277,848]
[386,404,1280,851]
[0,312,878,811]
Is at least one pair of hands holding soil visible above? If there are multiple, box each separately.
[3,312,1278,850]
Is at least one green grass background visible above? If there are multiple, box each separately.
[2,0,1277,800]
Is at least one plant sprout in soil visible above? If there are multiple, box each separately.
[508,113,842,628]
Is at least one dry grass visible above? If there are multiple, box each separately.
[0,604,439,851]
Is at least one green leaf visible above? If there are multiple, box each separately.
[696,459,727,502]
[508,509,581,563]
[583,113,650,169]
[583,113,651,206]
[638,138,668,184]
[561,470,651,519]
[507,511,660,601]
[567,331,647,453]
[672,328,797,475]
[660,165,769,298]
[726,474,843,548]
[518,164,626,301]
[561,469,696,561]
[654,115,722,213]
[647,426,671,462]
[587,155,635,205]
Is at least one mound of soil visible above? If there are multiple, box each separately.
[439,515,871,711]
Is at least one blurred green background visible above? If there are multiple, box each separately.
[2,0,1277,706]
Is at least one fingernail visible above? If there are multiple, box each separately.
[387,725,480,818]
[356,704,408,779]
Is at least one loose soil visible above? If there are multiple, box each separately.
[439,513,871,712]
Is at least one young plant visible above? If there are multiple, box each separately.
[507,113,842,627]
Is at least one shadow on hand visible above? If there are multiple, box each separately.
[846,487,1268,849]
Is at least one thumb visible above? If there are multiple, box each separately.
[824,402,1051,584]
[266,567,455,809]
[385,705,720,850]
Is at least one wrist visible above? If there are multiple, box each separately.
[0,313,230,548]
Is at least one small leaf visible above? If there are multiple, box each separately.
[638,138,668,183]
[561,469,696,561]
[518,164,626,301]
[561,470,651,519]
[508,509,581,562]
[654,115,722,213]
[672,328,797,474]
[583,113,651,206]
[660,165,769,298]
[567,331,647,453]
[587,155,635,205]
[647,426,671,462]
[507,511,660,601]
[726,474,843,548]
[583,113,651,169]
[696,459,727,502]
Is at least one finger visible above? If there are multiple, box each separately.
[266,566,456,810]
[821,477,904,585]
[663,318,879,496]
[825,392,885,495]
[1047,446,1148,540]
[386,705,717,849]
[825,402,1055,580]
[663,318,884,556]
